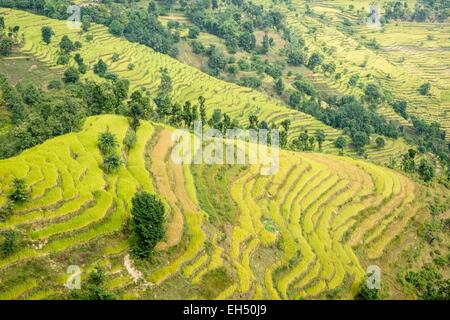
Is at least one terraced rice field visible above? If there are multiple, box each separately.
[255,0,450,138]
[0,113,424,299]
[0,8,410,162]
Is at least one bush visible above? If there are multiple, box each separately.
[48,79,62,90]
[191,41,205,54]
[109,20,125,36]
[8,178,30,204]
[0,200,13,222]
[98,131,118,155]
[238,76,262,88]
[375,137,385,149]
[419,82,431,95]
[188,26,200,39]
[131,192,165,258]
[355,282,381,300]
[56,54,70,65]
[0,230,20,258]
[93,59,108,77]
[123,129,137,151]
[63,67,80,84]
[103,153,122,173]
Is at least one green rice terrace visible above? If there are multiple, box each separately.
[0,8,411,163]
[254,0,450,138]
[0,1,448,302]
[0,114,434,299]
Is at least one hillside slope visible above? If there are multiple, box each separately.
[253,0,450,138]
[0,114,425,299]
[0,7,410,163]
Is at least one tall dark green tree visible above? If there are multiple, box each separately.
[131,192,166,258]
[41,26,54,44]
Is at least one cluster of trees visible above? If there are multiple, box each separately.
[383,0,449,22]
[81,1,179,57]
[0,62,143,159]
[0,75,86,158]
[399,148,435,182]
[287,86,398,155]
[0,230,20,258]
[0,0,179,56]
[404,264,449,300]
[0,16,20,56]
[0,178,30,222]
[186,0,285,54]
[97,130,122,174]
[292,129,326,151]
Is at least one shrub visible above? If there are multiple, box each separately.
[123,129,137,151]
[63,67,80,84]
[93,59,108,76]
[109,20,125,36]
[8,178,30,204]
[98,131,118,155]
[56,54,70,65]
[48,79,62,90]
[419,82,431,95]
[103,153,122,173]
[188,26,200,39]
[0,230,20,258]
[375,137,385,149]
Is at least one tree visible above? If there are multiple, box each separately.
[0,231,19,258]
[392,100,408,119]
[335,136,346,150]
[401,149,417,173]
[275,78,284,96]
[69,266,116,300]
[93,59,108,77]
[59,35,74,54]
[41,26,54,44]
[103,153,122,173]
[199,96,207,125]
[0,38,13,56]
[8,178,30,204]
[239,32,256,52]
[352,131,369,154]
[109,20,125,37]
[287,50,305,66]
[131,192,165,258]
[315,130,326,150]
[355,281,380,300]
[418,159,435,182]
[307,52,323,70]
[188,26,200,39]
[158,68,172,96]
[63,67,80,84]
[261,33,270,54]
[419,82,431,95]
[364,84,384,105]
[81,16,91,32]
[375,137,385,149]
[98,131,118,155]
